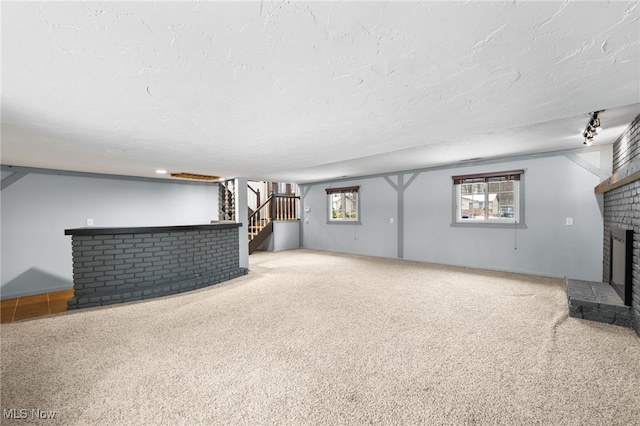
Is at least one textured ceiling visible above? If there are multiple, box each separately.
[2,1,639,183]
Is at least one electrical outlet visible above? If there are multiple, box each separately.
[86,218,94,227]
[566,217,573,226]
[390,217,394,224]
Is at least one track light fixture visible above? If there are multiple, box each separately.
[583,111,603,146]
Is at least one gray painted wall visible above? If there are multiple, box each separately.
[259,221,301,252]
[1,172,218,299]
[303,181,398,259]
[301,152,606,281]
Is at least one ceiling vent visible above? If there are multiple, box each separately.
[170,172,221,181]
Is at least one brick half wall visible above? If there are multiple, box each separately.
[65,224,247,310]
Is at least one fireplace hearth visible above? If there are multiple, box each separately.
[566,279,633,328]
[565,227,634,327]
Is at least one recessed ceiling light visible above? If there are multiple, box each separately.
[156,169,168,174]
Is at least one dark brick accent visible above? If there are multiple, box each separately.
[67,227,247,310]
[612,115,640,172]
[566,279,633,328]
[603,113,640,336]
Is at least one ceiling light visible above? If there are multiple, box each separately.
[156,169,168,174]
[582,110,603,146]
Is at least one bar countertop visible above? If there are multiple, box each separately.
[65,221,241,236]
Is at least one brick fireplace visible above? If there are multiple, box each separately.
[601,113,640,336]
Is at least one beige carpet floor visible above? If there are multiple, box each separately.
[1,249,639,425]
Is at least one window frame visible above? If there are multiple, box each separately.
[326,186,361,225]
[451,170,527,228]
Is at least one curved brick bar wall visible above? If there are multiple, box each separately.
[603,113,640,336]
[65,223,247,310]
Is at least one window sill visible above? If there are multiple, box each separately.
[450,221,527,229]
[326,220,362,225]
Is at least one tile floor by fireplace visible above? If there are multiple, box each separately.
[0,289,74,324]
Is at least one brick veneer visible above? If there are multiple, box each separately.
[603,113,640,335]
[566,279,633,327]
[612,115,640,171]
[65,224,247,310]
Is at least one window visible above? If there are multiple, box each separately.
[452,170,523,225]
[326,186,360,223]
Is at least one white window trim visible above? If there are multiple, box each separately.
[326,186,361,225]
[451,170,527,229]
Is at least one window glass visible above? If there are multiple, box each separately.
[327,188,359,222]
[453,171,522,224]
[460,182,486,220]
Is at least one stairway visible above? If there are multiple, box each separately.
[248,218,270,240]
[247,192,300,255]
[248,219,273,255]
